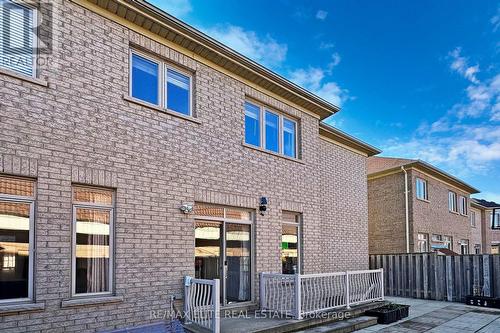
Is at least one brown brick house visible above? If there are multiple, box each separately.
[367,157,480,255]
[0,0,380,331]
[471,199,500,254]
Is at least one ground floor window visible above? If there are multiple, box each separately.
[474,244,481,254]
[281,211,301,274]
[0,176,35,302]
[492,244,500,254]
[417,233,429,252]
[72,186,114,296]
[194,204,252,305]
[443,235,452,250]
[459,239,469,255]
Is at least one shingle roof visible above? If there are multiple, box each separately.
[471,198,500,209]
[367,157,417,174]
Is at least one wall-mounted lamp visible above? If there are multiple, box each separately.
[259,197,268,216]
[180,203,193,214]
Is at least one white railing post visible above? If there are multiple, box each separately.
[184,276,190,323]
[212,279,220,333]
[345,272,351,309]
[380,268,385,300]
[259,273,265,310]
[294,273,302,319]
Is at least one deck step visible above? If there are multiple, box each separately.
[291,316,378,333]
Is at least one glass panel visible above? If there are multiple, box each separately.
[283,118,296,158]
[0,2,34,76]
[225,209,251,221]
[244,102,260,147]
[195,221,221,280]
[0,177,34,197]
[225,223,251,303]
[131,53,159,105]
[0,201,30,300]
[265,111,279,153]
[166,68,190,115]
[74,187,113,205]
[75,208,110,294]
[282,224,298,274]
[193,204,224,218]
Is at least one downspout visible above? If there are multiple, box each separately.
[401,166,410,253]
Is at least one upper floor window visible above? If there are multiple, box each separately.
[470,211,476,227]
[72,186,114,296]
[448,191,457,213]
[0,176,35,302]
[459,196,467,215]
[493,210,500,229]
[244,101,298,158]
[0,1,37,77]
[416,178,428,200]
[130,51,192,116]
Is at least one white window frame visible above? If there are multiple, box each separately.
[459,196,468,216]
[281,212,302,274]
[0,178,35,304]
[448,191,457,213]
[417,233,428,253]
[416,178,428,201]
[492,211,500,229]
[470,211,476,227]
[129,50,193,116]
[244,100,298,158]
[71,186,115,298]
[443,235,452,250]
[0,1,38,78]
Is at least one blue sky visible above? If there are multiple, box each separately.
[149,0,500,202]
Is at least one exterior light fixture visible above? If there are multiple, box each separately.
[259,197,268,216]
[180,203,193,214]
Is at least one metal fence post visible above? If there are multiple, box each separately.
[294,274,302,319]
[346,272,351,309]
[259,273,265,310]
[212,279,220,333]
[380,268,385,301]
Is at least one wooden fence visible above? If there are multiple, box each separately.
[369,254,500,302]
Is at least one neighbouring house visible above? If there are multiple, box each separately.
[0,0,380,331]
[367,157,480,255]
[471,199,500,254]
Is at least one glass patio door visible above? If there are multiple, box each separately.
[194,205,252,306]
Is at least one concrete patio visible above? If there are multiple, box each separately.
[355,297,500,333]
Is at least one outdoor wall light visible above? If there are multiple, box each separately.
[180,203,193,214]
[259,197,268,216]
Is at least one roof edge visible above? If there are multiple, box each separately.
[319,123,381,157]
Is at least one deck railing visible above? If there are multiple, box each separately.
[184,277,220,333]
[260,269,384,319]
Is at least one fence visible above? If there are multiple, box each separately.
[260,269,384,319]
[184,277,220,333]
[369,254,500,302]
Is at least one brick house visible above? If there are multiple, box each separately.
[471,199,500,254]
[0,0,380,331]
[367,157,480,255]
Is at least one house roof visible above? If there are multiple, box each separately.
[367,157,480,194]
[319,123,381,157]
[471,198,500,209]
[81,0,339,120]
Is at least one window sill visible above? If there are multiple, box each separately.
[449,210,459,215]
[0,302,45,316]
[61,295,123,308]
[417,198,430,203]
[123,95,201,124]
[242,142,304,164]
[0,67,48,87]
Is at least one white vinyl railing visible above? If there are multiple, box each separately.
[184,277,220,333]
[260,269,383,319]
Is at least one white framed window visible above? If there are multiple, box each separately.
[0,176,35,303]
[244,100,298,158]
[0,1,38,77]
[443,235,452,250]
[129,50,193,116]
[281,211,301,274]
[416,178,428,200]
[460,239,469,255]
[72,186,114,297]
[474,244,481,254]
[470,211,476,227]
[459,196,468,215]
[492,210,500,229]
[417,233,428,253]
[448,191,457,212]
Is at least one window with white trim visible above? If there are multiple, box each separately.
[417,233,428,253]
[281,211,301,274]
[460,239,469,255]
[0,176,35,302]
[448,191,457,212]
[0,1,37,77]
[72,186,114,296]
[443,235,452,250]
[244,100,298,158]
[416,178,428,200]
[492,211,500,229]
[470,211,476,227]
[459,196,467,215]
[130,51,193,116]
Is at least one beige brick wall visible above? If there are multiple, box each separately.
[470,207,483,253]
[0,1,370,331]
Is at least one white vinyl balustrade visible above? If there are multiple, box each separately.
[184,277,220,333]
[260,269,383,319]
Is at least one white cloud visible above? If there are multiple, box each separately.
[202,25,288,68]
[319,42,335,50]
[158,0,192,18]
[448,47,480,84]
[491,7,500,32]
[316,10,328,21]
